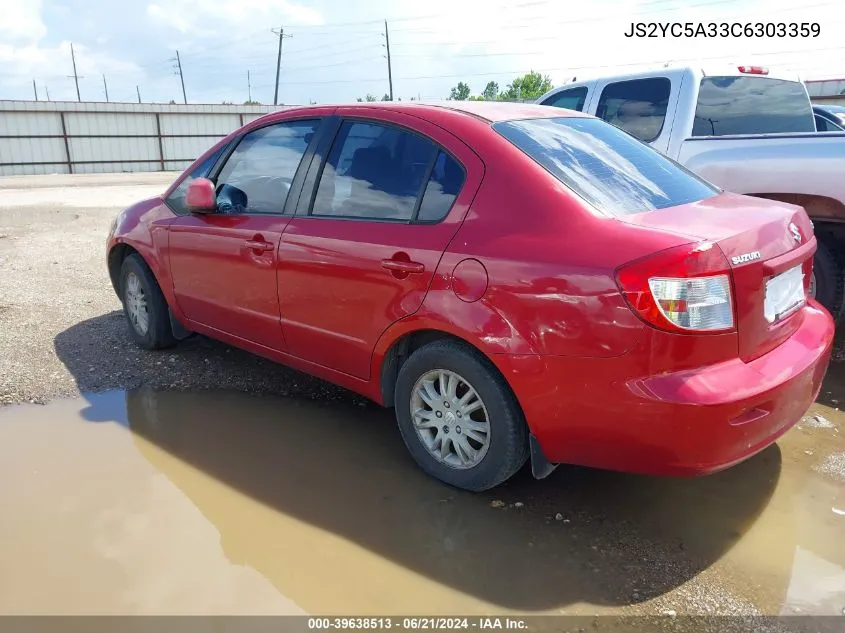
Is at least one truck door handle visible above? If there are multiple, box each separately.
[245,238,274,253]
[381,259,425,274]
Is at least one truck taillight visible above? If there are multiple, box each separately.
[615,242,735,334]
[738,65,768,75]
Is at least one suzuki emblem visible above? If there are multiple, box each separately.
[789,222,802,243]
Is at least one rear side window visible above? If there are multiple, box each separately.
[692,77,814,136]
[494,117,718,216]
[595,78,671,143]
[417,152,465,222]
[312,121,441,221]
[165,147,225,215]
[542,87,588,111]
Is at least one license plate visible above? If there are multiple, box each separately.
[764,265,805,323]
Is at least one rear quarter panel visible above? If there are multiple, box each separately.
[380,130,697,361]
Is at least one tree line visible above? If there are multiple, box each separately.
[210,71,555,105]
[354,71,554,103]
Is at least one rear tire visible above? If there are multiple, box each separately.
[119,254,176,350]
[394,339,529,491]
[811,239,844,322]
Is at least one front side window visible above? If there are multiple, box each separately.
[311,121,438,221]
[542,87,588,112]
[494,116,718,216]
[165,147,225,215]
[692,77,814,136]
[213,120,319,214]
[595,78,671,143]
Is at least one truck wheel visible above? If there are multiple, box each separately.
[394,339,529,491]
[810,239,844,322]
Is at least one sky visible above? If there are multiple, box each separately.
[0,0,843,105]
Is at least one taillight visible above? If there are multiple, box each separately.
[615,242,735,334]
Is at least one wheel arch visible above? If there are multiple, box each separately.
[107,242,141,298]
[375,322,517,410]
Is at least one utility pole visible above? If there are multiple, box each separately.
[172,50,187,104]
[383,20,393,101]
[70,43,81,101]
[32,79,38,101]
[102,74,109,102]
[136,85,142,103]
[45,85,50,101]
[271,27,292,106]
[248,70,252,102]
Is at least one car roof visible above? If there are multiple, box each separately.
[254,100,589,127]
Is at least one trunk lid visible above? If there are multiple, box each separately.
[621,192,815,361]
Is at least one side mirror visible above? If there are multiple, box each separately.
[186,178,217,213]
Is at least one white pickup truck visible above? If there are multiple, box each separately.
[537,65,845,321]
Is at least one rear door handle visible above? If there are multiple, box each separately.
[381,259,425,274]
[245,239,274,253]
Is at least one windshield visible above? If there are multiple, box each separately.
[693,76,815,136]
[493,117,718,216]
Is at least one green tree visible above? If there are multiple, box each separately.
[382,93,390,101]
[467,95,485,101]
[448,82,471,100]
[481,81,499,100]
[365,94,378,102]
[498,71,553,101]
[243,99,261,105]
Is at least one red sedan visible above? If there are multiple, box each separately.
[106,102,834,491]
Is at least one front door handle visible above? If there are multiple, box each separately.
[245,238,274,253]
[381,259,425,274]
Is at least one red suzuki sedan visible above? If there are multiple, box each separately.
[106,102,834,491]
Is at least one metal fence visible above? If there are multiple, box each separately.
[0,101,289,176]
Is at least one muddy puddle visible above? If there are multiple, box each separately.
[0,388,843,616]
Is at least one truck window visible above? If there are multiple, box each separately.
[542,87,588,111]
[595,78,671,143]
[493,116,718,217]
[692,76,815,136]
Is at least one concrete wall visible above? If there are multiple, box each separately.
[0,101,289,176]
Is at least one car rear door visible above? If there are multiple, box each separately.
[276,109,484,379]
[167,113,330,351]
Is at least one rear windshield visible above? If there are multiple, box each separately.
[692,76,815,137]
[493,117,718,216]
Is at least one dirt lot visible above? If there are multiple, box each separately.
[1,173,844,622]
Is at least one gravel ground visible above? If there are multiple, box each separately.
[0,172,366,407]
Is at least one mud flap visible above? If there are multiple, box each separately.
[530,434,558,480]
[168,308,193,341]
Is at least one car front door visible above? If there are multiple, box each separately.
[276,110,483,379]
[167,116,324,351]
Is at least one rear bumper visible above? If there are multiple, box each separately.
[497,301,834,476]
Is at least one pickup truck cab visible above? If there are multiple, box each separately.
[538,65,845,321]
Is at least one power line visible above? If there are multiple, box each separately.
[249,42,845,87]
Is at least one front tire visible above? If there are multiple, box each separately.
[394,340,529,491]
[119,253,176,350]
